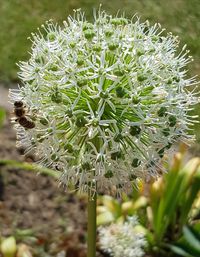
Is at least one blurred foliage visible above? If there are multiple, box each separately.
[170,225,200,257]
[97,150,200,256]
[0,108,6,128]
[97,193,147,226]
[0,159,60,178]
[0,0,200,83]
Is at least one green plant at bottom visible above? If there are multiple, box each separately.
[97,151,200,257]
[170,225,200,257]
[148,152,200,253]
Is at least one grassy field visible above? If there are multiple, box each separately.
[0,0,200,141]
[1,0,200,82]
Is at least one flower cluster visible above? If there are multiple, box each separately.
[98,216,147,257]
[10,9,199,194]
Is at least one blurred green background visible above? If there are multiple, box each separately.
[0,0,200,142]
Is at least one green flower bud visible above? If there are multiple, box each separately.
[113,69,125,76]
[169,115,177,127]
[166,142,172,149]
[131,158,141,167]
[40,118,48,126]
[152,35,159,42]
[75,115,87,127]
[111,151,122,160]
[162,128,170,136]
[77,77,87,87]
[157,107,167,117]
[136,50,144,56]
[117,183,123,188]
[116,87,126,97]
[84,29,95,39]
[157,148,165,157]
[174,76,180,82]
[82,162,91,170]
[47,128,53,133]
[130,126,141,136]
[77,57,84,66]
[104,170,114,178]
[83,22,93,31]
[37,133,45,143]
[35,67,40,73]
[65,110,73,118]
[51,92,62,103]
[91,118,99,127]
[64,143,74,153]
[114,133,123,142]
[111,18,128,26]
[93,44,102,52]
[105,29,113,37]
[137,74,147,82]
[167,79,172,84]
[132,96,140,104]
[99,91,109,99]
[119,18,128,25]
[51,153,59,161]
[129,174,137,180]
[108,42,118,51]
[47,32,56,41]
[69,42,76,48]
[111,18,122,25]
[49,64,58,71]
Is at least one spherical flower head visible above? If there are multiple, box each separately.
[98,216,147,257]
[9,9,199,195]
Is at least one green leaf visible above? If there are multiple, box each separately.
[170,226,200,257]
[153,157,200,242]
[0,107,6,128]
[170,245,194,257]
[172,242,200,257]
[183,226,200,253]
[179,179,200,226]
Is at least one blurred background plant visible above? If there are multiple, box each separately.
[97,149,200,256]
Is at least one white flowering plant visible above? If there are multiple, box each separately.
[99,216,147,257]
[9,8,199,257]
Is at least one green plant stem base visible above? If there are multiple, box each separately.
[87,191,97,257]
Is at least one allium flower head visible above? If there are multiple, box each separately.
[98,216,147,257]
[10,9,199,195]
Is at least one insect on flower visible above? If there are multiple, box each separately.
[13,101,35,129]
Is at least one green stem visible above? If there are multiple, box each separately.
[87,190,97,257]
[0,159,60,179]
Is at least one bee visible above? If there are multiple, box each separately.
[14,101,35,129]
